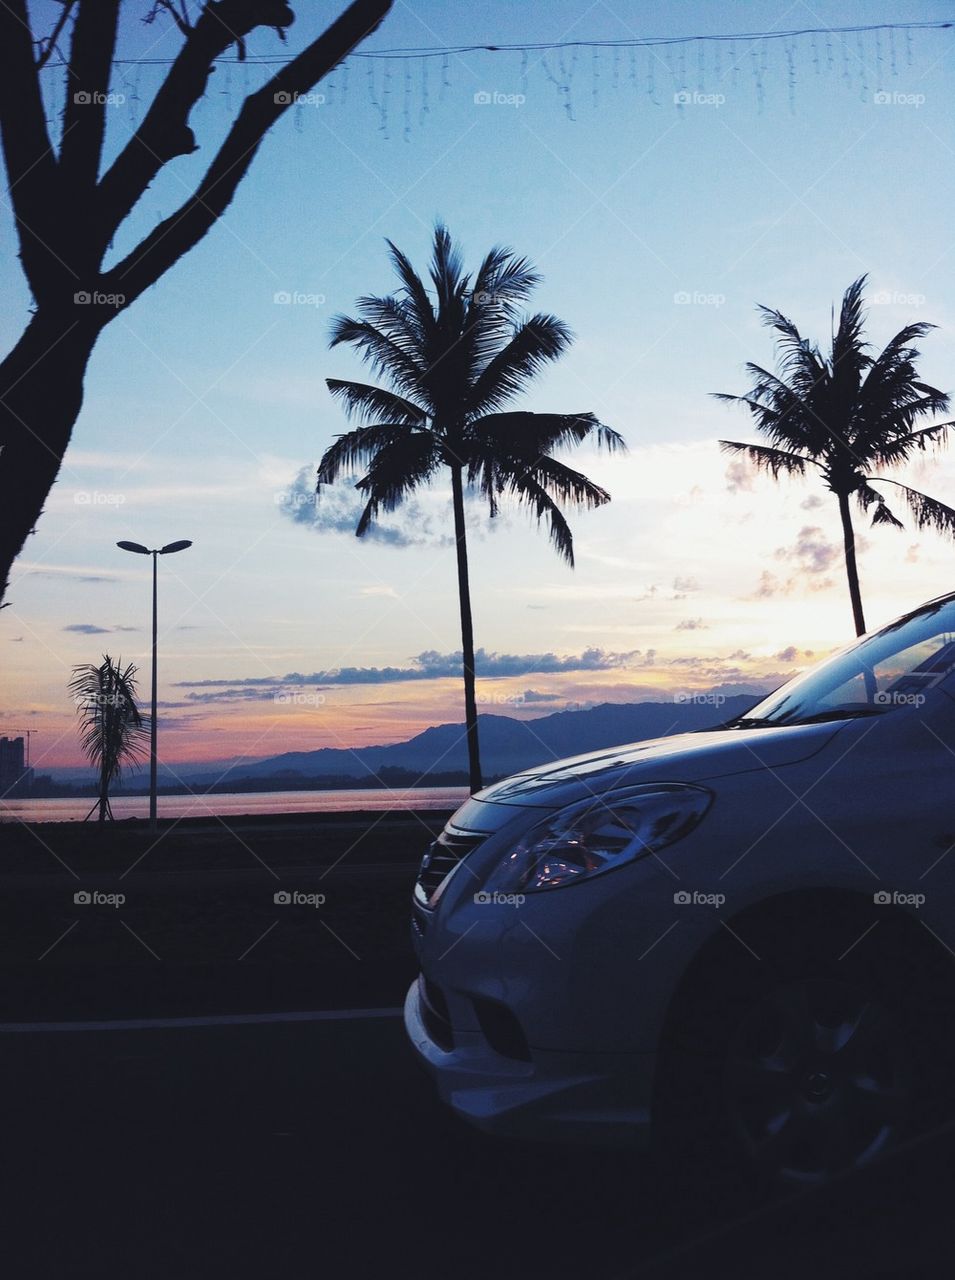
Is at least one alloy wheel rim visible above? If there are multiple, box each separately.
[723,978,910,1185]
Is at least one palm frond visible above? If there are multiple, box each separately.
[718,439,813,479]
[502,471,577,565]
[317,423,413,485]
[328,316,425,400]
[352,430,442,534]
[325,379,428,427]
[468,411,624,469]
[467,315,575,416]
[857,481,904,529]
[865,478,955,539]
[385,238,437,338]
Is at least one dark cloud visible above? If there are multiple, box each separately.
[177,647,639,694]
[775,645,799,663]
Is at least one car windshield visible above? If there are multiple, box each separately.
[731,597,955,728]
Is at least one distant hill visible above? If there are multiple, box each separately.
[195,694,760,787]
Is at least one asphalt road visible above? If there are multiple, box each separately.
[2,1012,670,1280]
[5,1007,955,1279]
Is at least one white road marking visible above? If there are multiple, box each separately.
[0,1007,404,1034]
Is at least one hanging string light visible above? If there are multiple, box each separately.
[32,20,952,143]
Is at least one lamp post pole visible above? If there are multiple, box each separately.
[117,539,192,830]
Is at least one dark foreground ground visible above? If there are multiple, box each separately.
[2,813,955,1277]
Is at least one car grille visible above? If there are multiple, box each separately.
[414,829,487,908]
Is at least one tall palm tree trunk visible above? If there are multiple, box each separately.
[450,466,483,793]
[837,490,867,636]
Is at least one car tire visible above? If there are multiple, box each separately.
[653,897,954,1194]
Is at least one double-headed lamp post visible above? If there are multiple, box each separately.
[117,539,192,829]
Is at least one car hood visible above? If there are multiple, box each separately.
[472,721,845,810]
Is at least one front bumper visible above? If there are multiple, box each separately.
[404,977,654,1147]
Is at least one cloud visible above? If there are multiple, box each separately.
[63,623,138,635]
[775,525,840,575]
[672,575,699,599]
[676,617,708,631]
[517,689,563,704]
[800,494,824,510]
[176,647,640,693]
[775,645,799,663]
[725,460,755,494]
[277,466,453,548]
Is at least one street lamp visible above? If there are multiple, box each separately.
[117,539,192,828]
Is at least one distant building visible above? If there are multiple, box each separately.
[0,737,32,797]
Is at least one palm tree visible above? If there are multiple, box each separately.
[317,225,625,792]
[69,656,149,822]
[717,276,955,636]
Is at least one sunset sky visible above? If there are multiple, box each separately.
[3,0,955,775]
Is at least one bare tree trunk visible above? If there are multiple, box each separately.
[0,310,102,603]
[450,466,483,794]
[837,490,867,636]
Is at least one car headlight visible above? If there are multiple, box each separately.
[482,784,713,893]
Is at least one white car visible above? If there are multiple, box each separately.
[405,592,955,1185]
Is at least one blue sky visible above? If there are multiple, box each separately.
[3,0,955,770]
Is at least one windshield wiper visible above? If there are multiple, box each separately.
[727,706,887,730]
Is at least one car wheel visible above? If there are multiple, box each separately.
[722,977,910,1186]
[654,903,950,1195]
